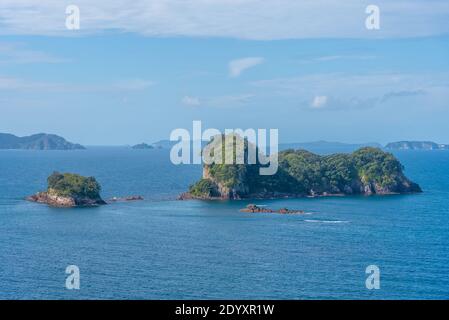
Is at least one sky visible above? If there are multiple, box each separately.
[1,0,449,145]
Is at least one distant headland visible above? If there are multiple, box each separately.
[132,143,154,149]
[180,135,422,200]
[385,141,449,150]
[0,133,85,150]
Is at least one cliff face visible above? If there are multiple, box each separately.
[182,139,422,200]
[202,165,249,199]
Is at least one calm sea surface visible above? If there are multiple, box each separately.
[0,147,448,299]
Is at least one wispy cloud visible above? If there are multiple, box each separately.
[229,57,264,77]
[209,94,255,107]
[0,42,66,64]
[181,93,255,108]
[111,79,155,91]
[182,95,201,106]
[380,89,426,103]
[0,76,154,92]
[1,1,448,39]
[297,55,377,64]
[251,72,449,111]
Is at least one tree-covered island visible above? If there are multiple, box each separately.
[27,172,106,207]
[180,134,422,200]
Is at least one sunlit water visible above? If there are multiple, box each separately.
[0,147,448,299]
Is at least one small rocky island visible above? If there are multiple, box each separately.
[27,172,106,207]
[180,134,422,200]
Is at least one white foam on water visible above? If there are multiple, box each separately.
[304,219,349,224]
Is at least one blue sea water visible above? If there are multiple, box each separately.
[0,147,448,299]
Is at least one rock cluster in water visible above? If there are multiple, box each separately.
[240,204,305,214]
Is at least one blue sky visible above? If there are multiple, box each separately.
[1,1,449,145]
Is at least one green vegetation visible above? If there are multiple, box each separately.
[272,147,412,193]
[47,172,102,198]
[188,179,220,198]
[352,147,404,189]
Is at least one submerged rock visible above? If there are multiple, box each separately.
[108,195,144,202]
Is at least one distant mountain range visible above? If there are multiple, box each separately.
[150,139,449,153]
[2,133,447,152]
[0,133,85,150]
[385,141,449,150]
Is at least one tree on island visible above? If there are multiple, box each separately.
[47,172,102,199]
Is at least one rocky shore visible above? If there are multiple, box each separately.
[27,191,106,207]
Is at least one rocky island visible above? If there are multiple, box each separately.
[180,134,422,200]
[27,172,106,207]
[0,133,85,150]
[385,141,449,150]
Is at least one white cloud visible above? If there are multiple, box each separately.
[1,1,448,39]
[182,95,201,106]
[311,95,328,108]
[229,57,264,77]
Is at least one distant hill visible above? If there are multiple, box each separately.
[132,143,154,149]
[151,139,205,149]
[386,141,449,150]
[0,133,85,150]
[151,140,176,149]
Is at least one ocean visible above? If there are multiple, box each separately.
[0,147,448,299]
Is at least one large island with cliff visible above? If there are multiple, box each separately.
[180,135,422,200]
